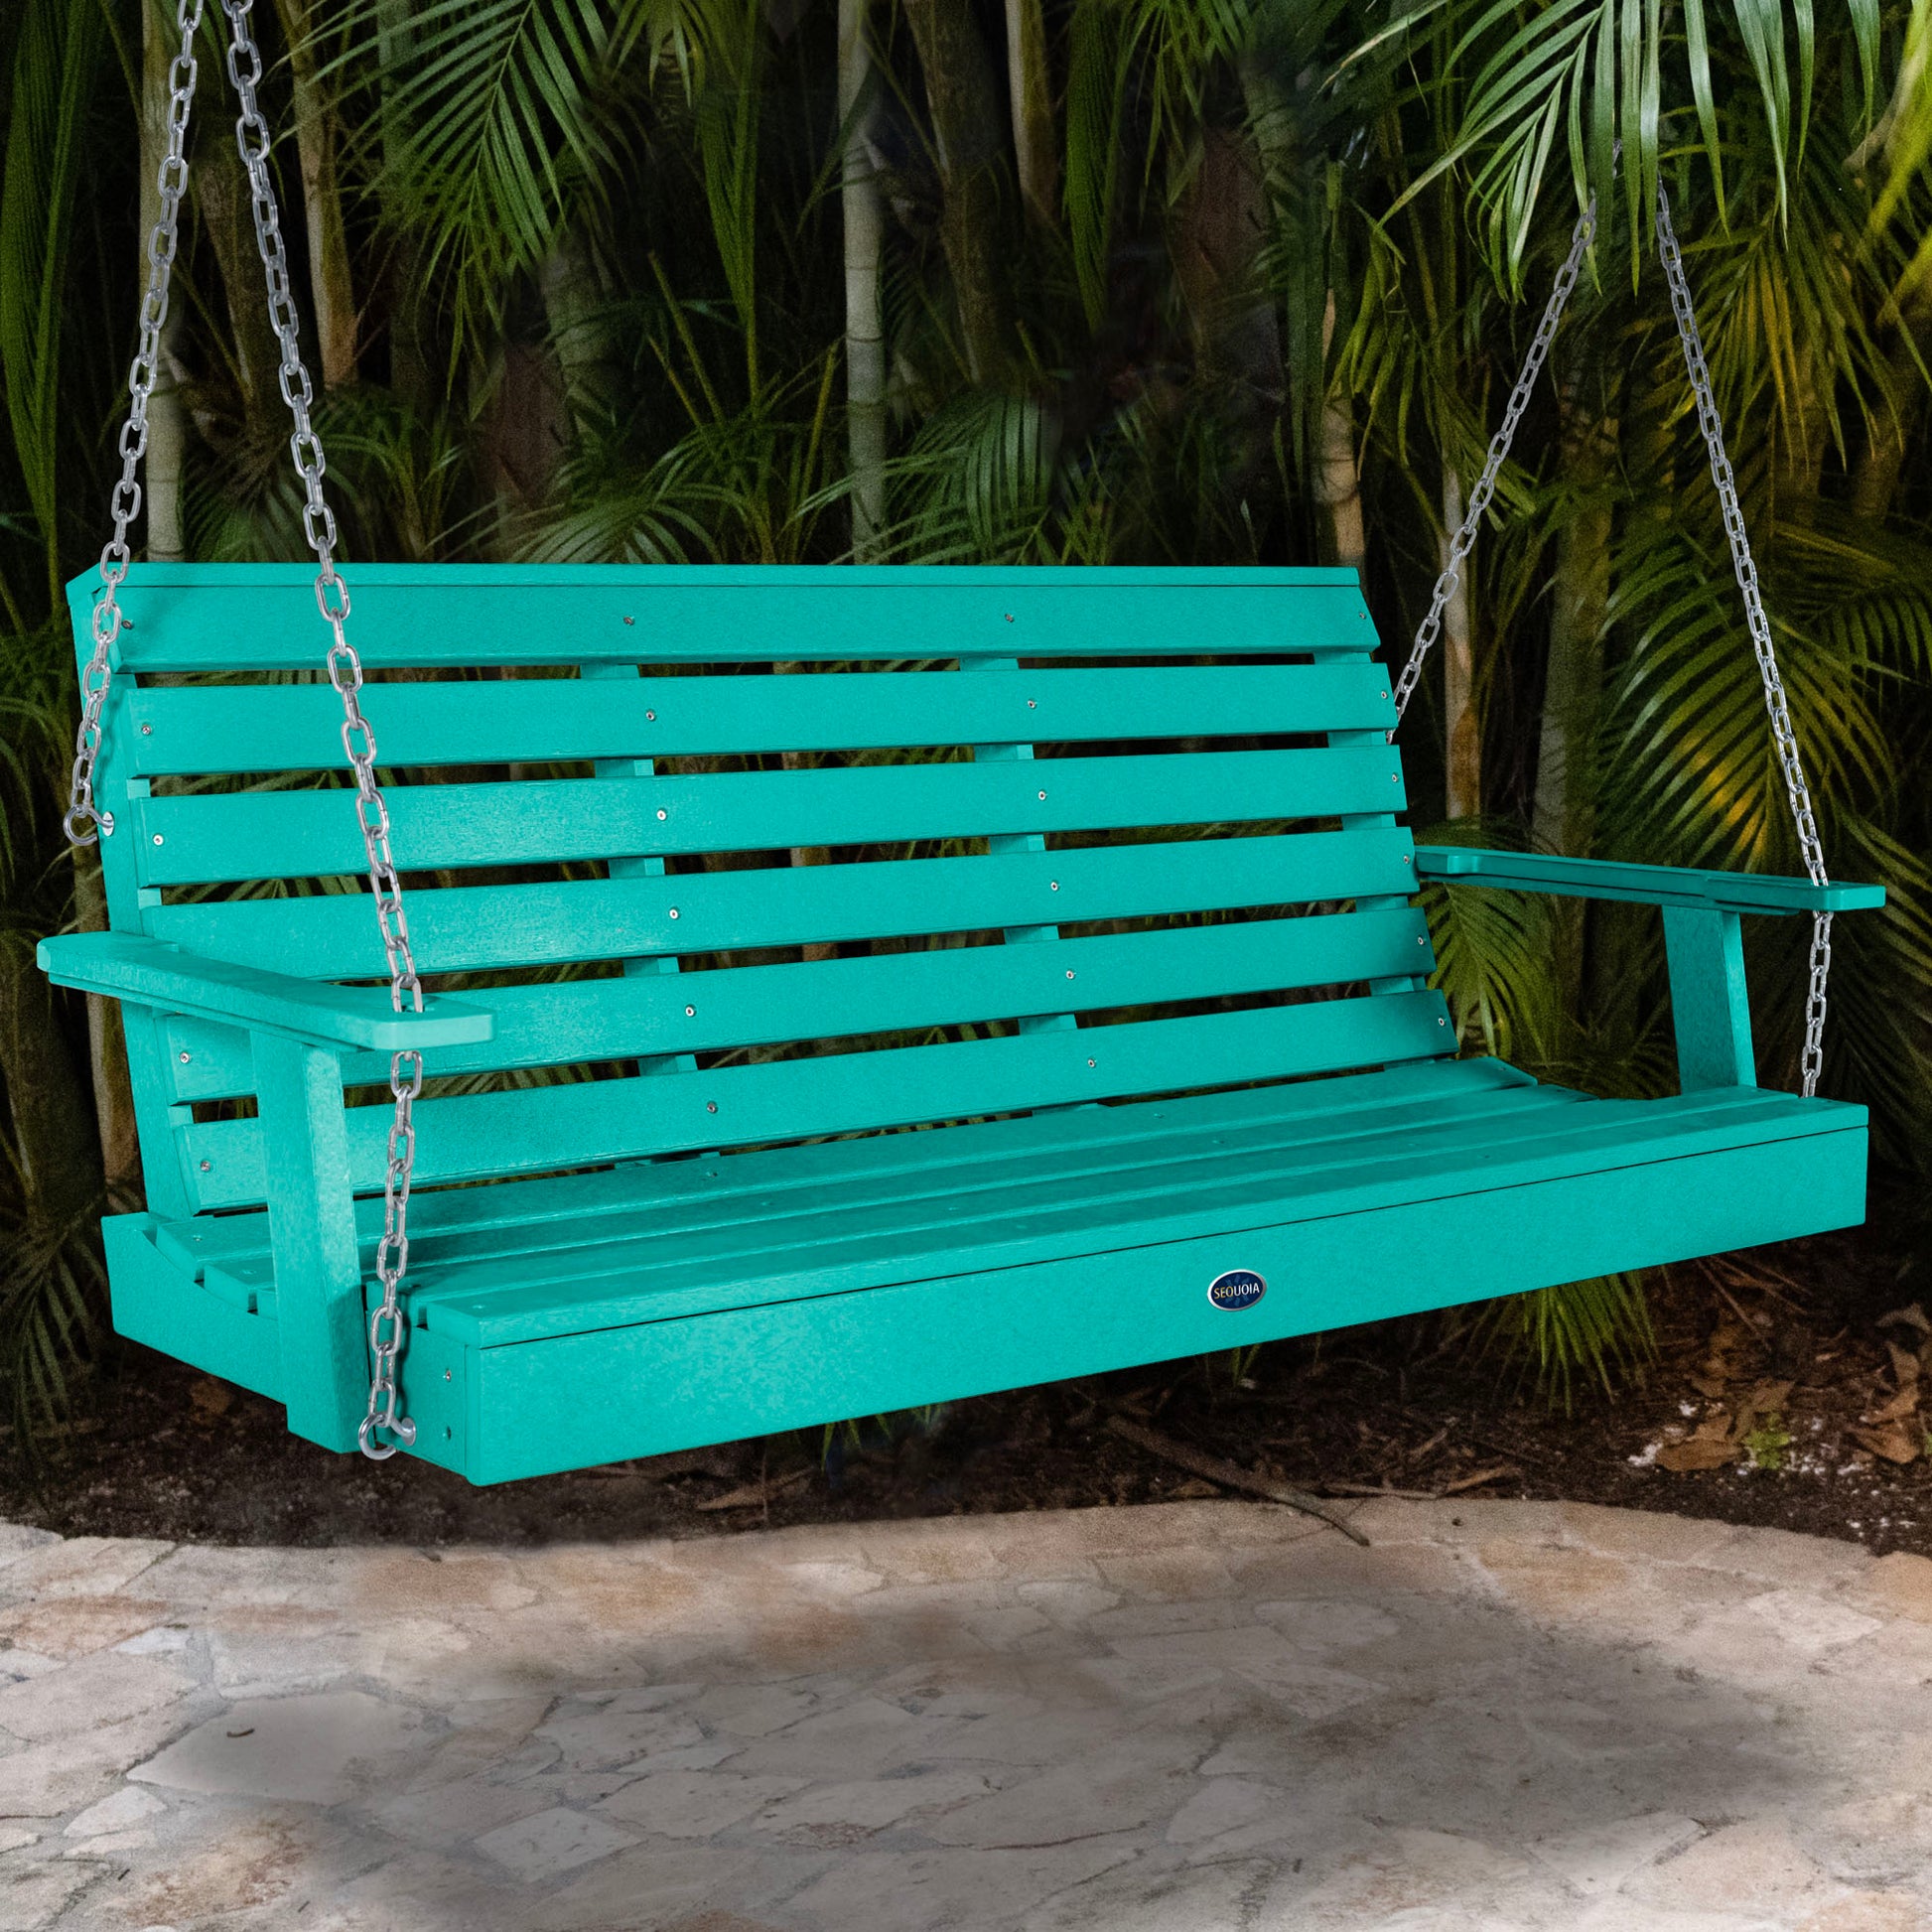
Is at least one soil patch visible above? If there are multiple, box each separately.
[9,1226,1932,1555]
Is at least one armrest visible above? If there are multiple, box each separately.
[38,932,493,1052]
[1413,846,1884,916]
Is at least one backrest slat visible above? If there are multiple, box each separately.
[108,564,1371,669]
[71,563,1442,1216]
[138,747,1405,885]
[146,827,1418,977]
[161,903,1432,1102]
[181,989,1450,1208]
[127,662,1392,775]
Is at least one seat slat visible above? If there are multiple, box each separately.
[415,1081,1730,1336]
[199,1074,1582,1312]
[153,1058,1536,1275]
[139,747,1404,885]
[408,1085,1593,1311]
[127,663,1393,776]
[146,827,1418,978]
[181,989,1452,1207]
[164,902,1433,1100]
[104,564,1370,671]
[419,1085,1801,1343]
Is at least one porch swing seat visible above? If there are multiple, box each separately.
[40,563,1882,1484]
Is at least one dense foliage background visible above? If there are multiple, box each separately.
[0,0,1928,1435]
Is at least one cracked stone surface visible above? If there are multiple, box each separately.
[0,1499,1929,1928]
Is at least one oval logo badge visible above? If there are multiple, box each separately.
[1208,1268,1266,1312]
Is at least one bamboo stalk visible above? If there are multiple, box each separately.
[838,0,887,555]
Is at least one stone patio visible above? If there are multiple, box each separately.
[2,1497,1930,1929]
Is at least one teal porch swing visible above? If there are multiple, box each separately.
[39,1,1883,1482]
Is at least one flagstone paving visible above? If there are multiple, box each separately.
[1,1498,1930,1930]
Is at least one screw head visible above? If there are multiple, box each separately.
[179,1050,192,1063]
[141,723,153,735]
[1065,969,1075,979]
[656,808,667,820]
[1086,1057,1096,1068]
[1037,790,1046,801]
[706,1100,718,1113]
[199,1159,211,1172]
[622,615,635,625]
[685,1005,696,1017]
[645,710,656,721]
[152,833,164,846]
[668,907,679,919]
[1049,881,1059,891]
[1027,699,1036,708]
[1004,613,1015,622]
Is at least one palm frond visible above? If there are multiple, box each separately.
[0,0,104,605]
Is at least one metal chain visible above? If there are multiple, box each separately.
[67,0,207,846]
[219,0,424,1454]
[1389,195,1600,725]
[1655,186,1834,1098]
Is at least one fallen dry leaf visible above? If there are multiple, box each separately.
[1878,1303,1931,1337]
[1441,1463,1519,1494]
[1865,1386,1921,1426]
[1887,1341,1922,1388]
[1690,1374,1730,1400]
[1849,1421,1923,1465]
[693,1465,816,1512]
[1731,1380,1795,1438]
[189,1376,232,1423]
[1656,1439,1738,1472]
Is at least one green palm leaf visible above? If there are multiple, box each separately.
[0,0,104,607]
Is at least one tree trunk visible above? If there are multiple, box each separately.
[195,130,285,431]
[140,0,187,560]
[70,859,139,1199]
[1316,292,1365,571]
[540,225,617,431]
[1170,127,1282,488]
[271,0,356,388]
[1853,302,1930,521]
[376,0,430,407]
[1004,0,1056,227]
[901,0,1013,383]
[1440,467,1479,821]
[0,930,104,1236]
[1533,391,1616,858]
[839,0,887,556]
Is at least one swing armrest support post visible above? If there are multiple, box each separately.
[1411,847,1884,1095]
[38,932,493,1052]
[40,933,491,1456]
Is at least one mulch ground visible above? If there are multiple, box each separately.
[8,1217,1932,1556]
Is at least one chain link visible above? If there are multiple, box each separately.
[67,0,207,846]
[1390,195,1599,725]
[218,0,423,1454]
[1655,186,1834,1098]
